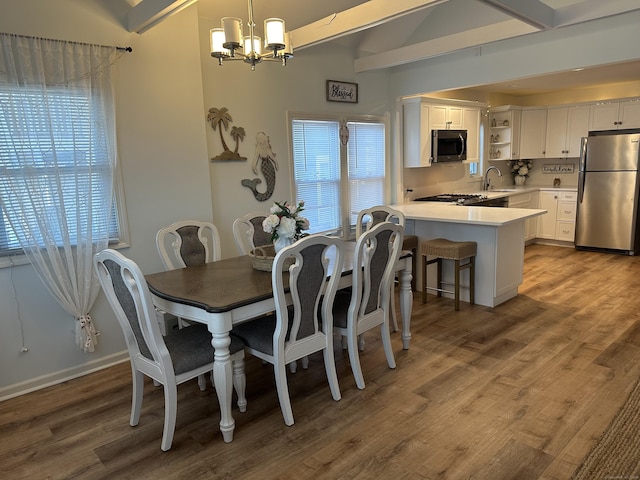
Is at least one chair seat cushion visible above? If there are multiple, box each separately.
[232,310,296,356]
[164,324,244,375]
[421,238,477,260]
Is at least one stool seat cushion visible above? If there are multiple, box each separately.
[402,234,419,251]
[421,238,477,260]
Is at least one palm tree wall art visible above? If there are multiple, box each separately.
[207,106,247,161]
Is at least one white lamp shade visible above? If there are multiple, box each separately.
[243,36,262,56]
[264,18,285,49]
[210,28,230,57]
[222,17,242,48]
[282,32,293,56]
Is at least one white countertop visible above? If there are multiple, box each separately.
[389,202,547,227]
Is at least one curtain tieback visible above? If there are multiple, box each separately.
[75,315,99,353]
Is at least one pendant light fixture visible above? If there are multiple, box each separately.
[210,0,293,70]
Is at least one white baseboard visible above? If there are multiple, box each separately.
[0,351,129,402]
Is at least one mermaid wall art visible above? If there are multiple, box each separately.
[241,131,278,202]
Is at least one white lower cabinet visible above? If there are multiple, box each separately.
[508,192,538,241]
[536,190,577,243]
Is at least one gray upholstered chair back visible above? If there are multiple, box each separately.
[232,211,271,255]
[273,235,344,350]
[156,220,221,269]
[94,249,169,366]
[353,221,404,317]
[355,206,405,239]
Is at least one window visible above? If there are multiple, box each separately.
[290,114,387,238]
[0,85,127,261]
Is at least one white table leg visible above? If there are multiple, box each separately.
[399,258,413,350]
[211,330,234,442]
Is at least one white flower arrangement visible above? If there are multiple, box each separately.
[510,159,533,178]
[262,200,310,242]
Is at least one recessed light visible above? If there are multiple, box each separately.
[572,68,584,72]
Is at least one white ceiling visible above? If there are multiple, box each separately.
[145,0,640,96]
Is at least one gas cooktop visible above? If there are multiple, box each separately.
[415,193,489,205]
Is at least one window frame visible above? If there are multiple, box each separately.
[287,111,390,240]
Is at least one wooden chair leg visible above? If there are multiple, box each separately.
[436,258,442,298]
[470,256,475,305]
[454,259,461,311]
[421,254,427,304]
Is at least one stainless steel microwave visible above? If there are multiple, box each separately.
[431,129,467,163]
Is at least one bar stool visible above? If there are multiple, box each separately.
[421,238,477,311]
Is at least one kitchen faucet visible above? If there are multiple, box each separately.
[483,166,502,191]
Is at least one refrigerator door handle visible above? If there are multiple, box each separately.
[578,137,588,204]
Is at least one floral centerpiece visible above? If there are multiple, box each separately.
[262,200,310,252]
[509,159,533,185]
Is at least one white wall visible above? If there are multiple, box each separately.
[0,1,214,398]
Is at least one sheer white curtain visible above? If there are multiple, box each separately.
[0,33,120,352]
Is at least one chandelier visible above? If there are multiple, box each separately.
[210,0,293,70]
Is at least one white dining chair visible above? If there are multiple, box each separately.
[231,234,344,426]
[156,220,222,269]
[355,205,409,332]
[332,222,404,389]
[232,211,272,255]
[93,249,246,451]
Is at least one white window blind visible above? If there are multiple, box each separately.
[0,86,120,255]
[291,115,386,237]
[347,122,385,225]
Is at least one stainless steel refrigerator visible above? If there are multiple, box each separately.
[575,130,640,255]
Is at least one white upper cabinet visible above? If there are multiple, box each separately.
[545,105,589,158]
[429,105,463,130]
[403,99,431,168]
[519,108,547,159]
[589,100,640,131]
[402,99,482,168]
[462,107,480,163]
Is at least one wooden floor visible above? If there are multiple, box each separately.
[3,244,640,479]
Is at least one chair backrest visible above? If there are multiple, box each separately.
[350,222,404,326]
[272,234,344,361]
[232,211,272,255]
[94,249,174,377]
[156,220,221,269]
[355,206,405,239]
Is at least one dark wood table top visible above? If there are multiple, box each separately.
[146,244,410,315]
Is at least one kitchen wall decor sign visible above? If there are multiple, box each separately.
[326,80,358,103]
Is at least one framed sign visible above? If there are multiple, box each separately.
[326,80,358,103]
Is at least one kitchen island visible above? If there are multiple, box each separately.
[390,202,546,307]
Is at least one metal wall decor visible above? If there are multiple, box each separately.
[241,132,278,202]
[207,106,247,161]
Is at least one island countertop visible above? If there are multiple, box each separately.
[388,202,547,227]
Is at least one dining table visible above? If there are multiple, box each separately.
[145,242,413,443]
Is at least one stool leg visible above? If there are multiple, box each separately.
[421,254,427,304]
[469,256,475,306]
[436,258,442,298]
[411,247,416,292]
[454,259,461,311]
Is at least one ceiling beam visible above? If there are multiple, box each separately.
[290,0,449,50]
[477,0,554,29]
[553,0,640,27]
[354,18,537,73]
[128,0,197,34]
